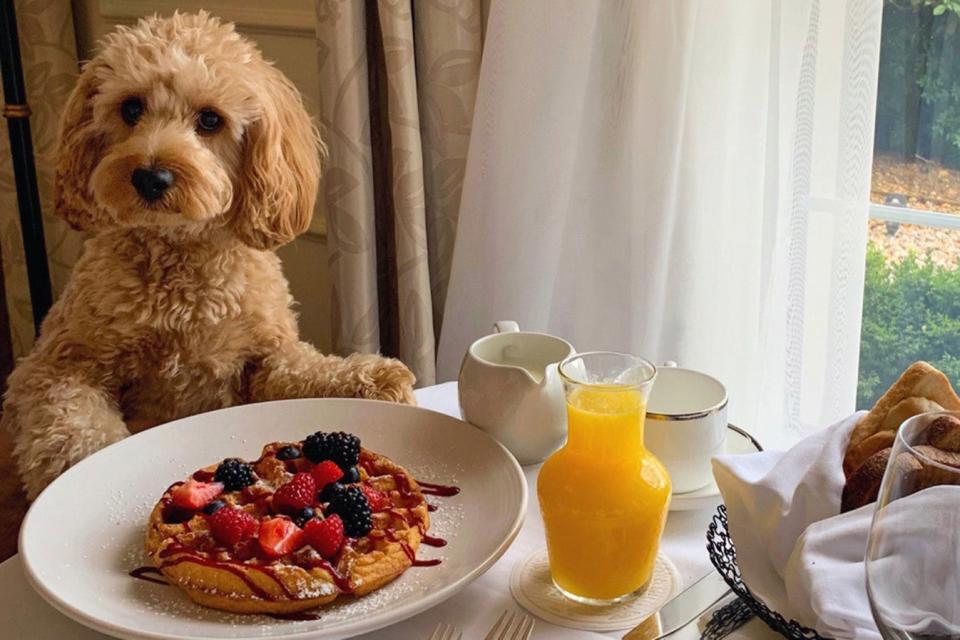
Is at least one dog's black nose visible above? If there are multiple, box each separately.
[131,167,174,202]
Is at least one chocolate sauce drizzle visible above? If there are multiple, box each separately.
[417,481,461,497]
[129,566,169,586]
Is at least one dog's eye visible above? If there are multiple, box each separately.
[196,109,223,134]
[120,97,144,125]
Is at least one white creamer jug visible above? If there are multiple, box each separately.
[458,321,574,464]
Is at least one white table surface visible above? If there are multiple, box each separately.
[0,382,780,639]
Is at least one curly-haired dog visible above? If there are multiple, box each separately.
[1,12,415,499]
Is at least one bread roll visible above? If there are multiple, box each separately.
[842,431,896,478]
[840,444,960,512]
[926,415,960,452]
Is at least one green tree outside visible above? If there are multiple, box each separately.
[858,242,960,408]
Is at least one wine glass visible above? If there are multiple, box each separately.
[865,411,960,640]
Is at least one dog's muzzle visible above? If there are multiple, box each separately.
[131,167,174,202]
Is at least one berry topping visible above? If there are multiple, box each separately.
[276,445,302,461]
[202,499,226,515]
[303,431,360,469]
[360,485,388,512]
[341,466,361,484]
[302,432,330,463]
[304,514,345,559]
[327,486,373,538]
[273,472,317,514]
[310,460,344,489]
[208,507,258,546]
[214,458,255,491]
[258,517,304,558]
[293,506,316,528]
[171,480,223,510]
[319,481,345,503]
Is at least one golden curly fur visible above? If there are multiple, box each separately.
[1,12,415,500]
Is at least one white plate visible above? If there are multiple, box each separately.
[20,399,527,640]
[668,425,762,512]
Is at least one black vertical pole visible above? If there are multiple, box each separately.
[0,0,53,333]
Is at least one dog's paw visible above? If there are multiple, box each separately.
[348,355,417,405]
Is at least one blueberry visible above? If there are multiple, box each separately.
[276,445,301,461]
[293,506,315,528]
[341,466,361,484]
[319,482,345,503]
[202,499,226,515]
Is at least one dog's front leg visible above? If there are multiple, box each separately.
[1,358,128,500]
[246,341,416,405]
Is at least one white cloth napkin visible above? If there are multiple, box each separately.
[711,412,881,639]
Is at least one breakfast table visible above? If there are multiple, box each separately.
[0,382,781,639]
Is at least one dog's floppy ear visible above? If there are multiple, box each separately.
[54,60,107,232]
[230,61,321,250]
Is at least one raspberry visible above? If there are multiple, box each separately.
[327,486,373,537]
[273,473,316,514]
[310,460,343,489]
[214,458,255,491]
[258,517,304,558]
[303,431,360,469]
[304,515,345,558]
[208,507,258,546]
[171,480,223,510]
[361,485,388,512]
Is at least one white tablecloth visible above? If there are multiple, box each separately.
[0,382,780,639]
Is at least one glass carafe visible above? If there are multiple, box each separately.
[537,351,671,604]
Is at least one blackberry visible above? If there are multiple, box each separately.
[302,432,331,463]
[276,445,301,461]
[327,486,372,537]
[202,499,226,515]
[302,431,360,469]
[319,481,345,503]
[214,458,255,491]
[293,506,316,528]
[341,465,361,484]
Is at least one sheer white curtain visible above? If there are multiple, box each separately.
[436,0,882,444]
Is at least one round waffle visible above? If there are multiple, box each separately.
[145,438,430,614]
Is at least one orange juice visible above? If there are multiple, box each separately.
[538,386,671,602]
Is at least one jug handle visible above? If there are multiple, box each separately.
[493,321,520,334]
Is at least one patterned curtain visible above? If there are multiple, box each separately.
[316,0,483,386]
[0,0,85,358]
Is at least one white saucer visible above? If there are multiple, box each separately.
[668,424,762,512]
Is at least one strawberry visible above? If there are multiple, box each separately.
[273,472,316,514]
[258,517,304,558]
[303,514,345,558]
[208,507,258,546]
[360,484,388,512]
[171,480,223,510]
[310,460,343,489]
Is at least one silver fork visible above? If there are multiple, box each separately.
[427,622,462,640]
[484,610,535,640]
